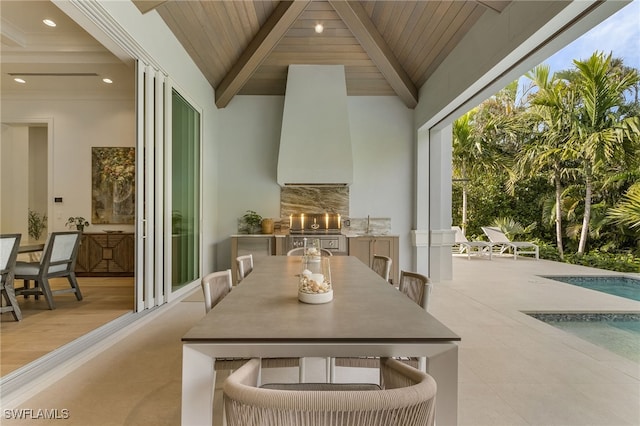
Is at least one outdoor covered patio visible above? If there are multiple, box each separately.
[3,256,638,425]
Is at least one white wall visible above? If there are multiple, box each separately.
[0,125,29,235]
[214,96,285,269]
[29,127,48,224]
[214,95,415,273]
[1,98,135,233]
[348,96,414,274]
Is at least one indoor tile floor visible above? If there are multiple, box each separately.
[2,256,639,425]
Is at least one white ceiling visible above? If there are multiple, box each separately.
[0,0,134,98]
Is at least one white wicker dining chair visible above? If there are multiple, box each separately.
[332,255,392,375]
[398,270,431,310]
[371,254,392,283]
[333,270,431,376]
[286,247,333,256]
[236,254,253,284]
[201,269,304,377]
[223,357,437,426]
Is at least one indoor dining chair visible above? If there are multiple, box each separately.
[14,231,82,310]
[1,233,22,321]
[223,357,437,426]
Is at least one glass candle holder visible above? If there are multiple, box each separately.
[298,256,332,304]
[304,238,321,261]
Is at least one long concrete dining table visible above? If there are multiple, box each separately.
[181,255,461,425]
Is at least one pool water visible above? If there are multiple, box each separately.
[541,275,640,302]
[528,313,640,363]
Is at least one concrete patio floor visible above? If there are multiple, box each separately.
[438,255,640,425]
[3,255,639,425]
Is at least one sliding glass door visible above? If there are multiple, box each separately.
[170,90,200,291]
[135,62,202,310]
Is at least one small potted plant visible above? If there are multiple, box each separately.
[241,210,262,234]
[66,216,90,232]
[28,209,48,240]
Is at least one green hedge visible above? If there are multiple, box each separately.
[538,241,640,273]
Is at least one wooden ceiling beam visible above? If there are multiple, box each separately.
[475,1,511,14]
[132,1,169,14]
[328,0,417,108]
[215,1,311,108]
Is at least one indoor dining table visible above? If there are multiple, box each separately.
[181,255,461,425]
[18,241,45,253]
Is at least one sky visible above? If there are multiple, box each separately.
[515,0,639,100]
[542,0,640,74]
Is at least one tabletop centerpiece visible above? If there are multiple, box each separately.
[298,256,332,304]
[303,237,321,262]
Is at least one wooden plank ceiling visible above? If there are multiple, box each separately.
[134,1,511,108]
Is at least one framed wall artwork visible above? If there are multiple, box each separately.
[92,147,135,224]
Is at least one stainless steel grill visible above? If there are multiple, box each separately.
[288,213,342,234]
[286,213,347,255]
[286,234,348,255]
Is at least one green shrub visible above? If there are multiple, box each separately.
[537,241,563,262]
[563,251,640,273]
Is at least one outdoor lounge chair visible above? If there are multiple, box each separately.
[452,226,492,259]
[481,226,539,260]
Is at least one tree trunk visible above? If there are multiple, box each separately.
[578,171,592,254]
[462,183,468,235]
[461,164,468,235]
[554,168,564,259]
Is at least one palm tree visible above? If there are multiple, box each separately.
[608,183,640,230]
[565,52,639,253]
[452,110,479,234]
[517,65,576,258]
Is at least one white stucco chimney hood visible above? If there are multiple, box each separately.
[277,65,353,186]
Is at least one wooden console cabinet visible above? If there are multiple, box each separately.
[75,232,135,276]
[348,235,399,285]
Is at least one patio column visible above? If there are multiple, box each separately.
[429,125,454,282]
[412,127,430,276]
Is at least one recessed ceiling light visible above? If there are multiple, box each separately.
[102,78,113,84]
[14,78,26,84]
[314,23,324,34]
[43,19,57,27]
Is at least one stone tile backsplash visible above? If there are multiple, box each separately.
[278,186,390,234]
[345,217,391,235]
[280,186,349,218]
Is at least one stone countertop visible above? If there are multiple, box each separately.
[343,233,399,238]
[231,233,398,238]
[231,233,287,237]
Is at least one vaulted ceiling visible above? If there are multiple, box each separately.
[134,0,512,108]
[1,1,512,108]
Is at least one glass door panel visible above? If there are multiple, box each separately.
[171,89,200,290]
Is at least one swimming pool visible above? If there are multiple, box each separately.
[527,312,640,362]
[540,275,640,302]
